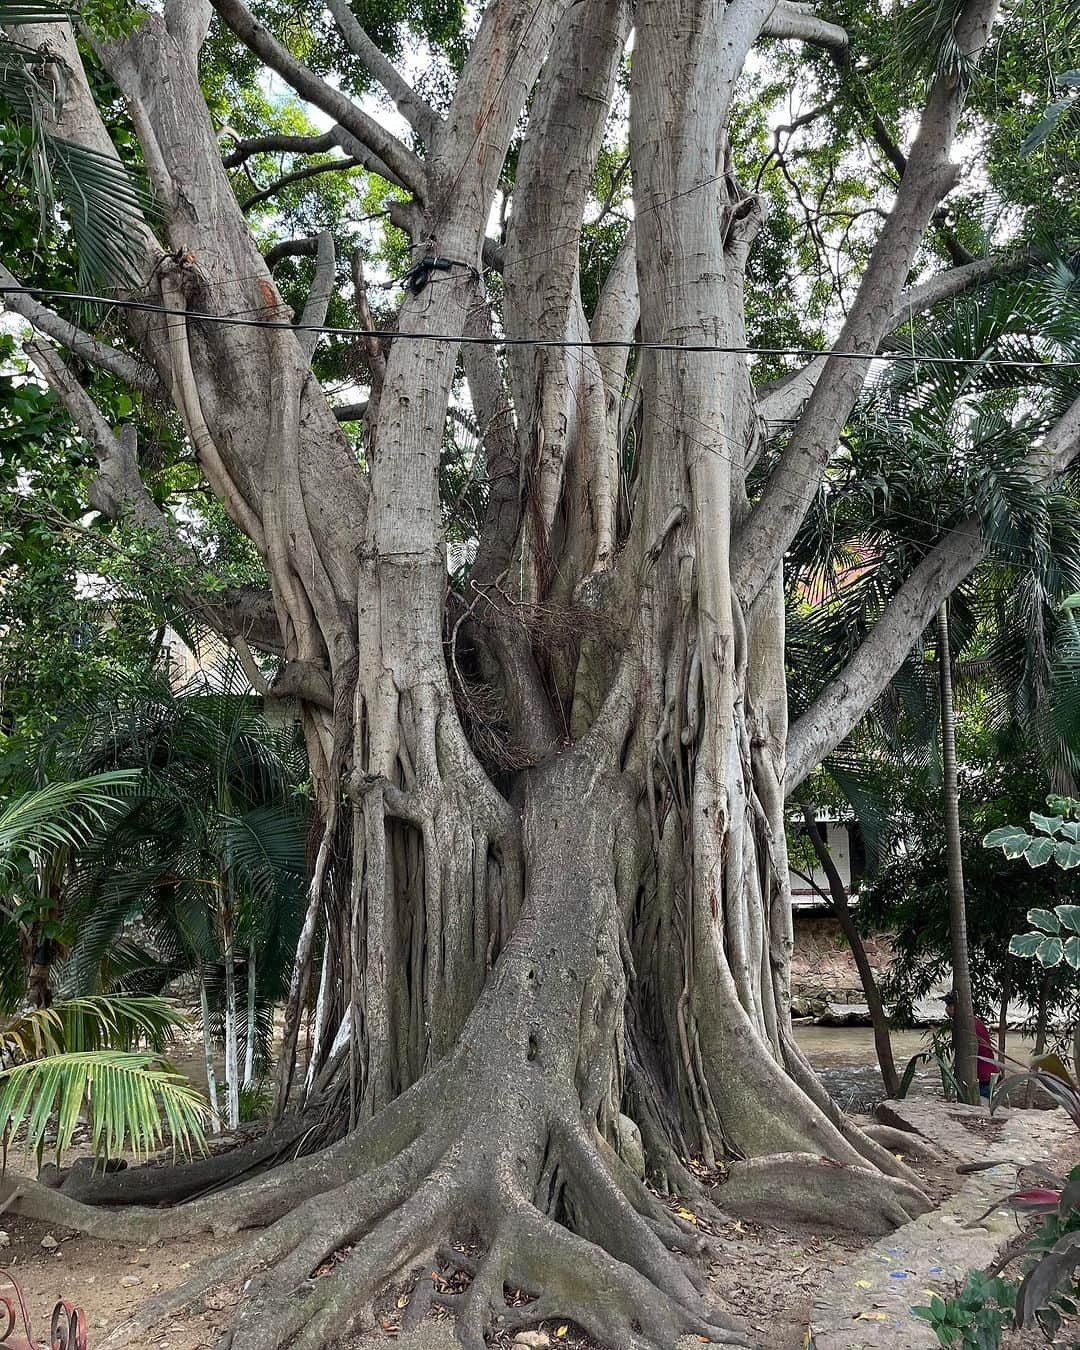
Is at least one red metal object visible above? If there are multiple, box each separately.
[0,1271,87,1350]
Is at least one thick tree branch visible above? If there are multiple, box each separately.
[0,263,163,398]
[241,156,363,212]
[209,0,426,198]
[224,129,338,168]
[733,0,1000,609]
[333,401,368,422]
[164,0,212,66]
[324,0,440,143]
[755,249,1039,430]
[21,338,284,656]
[298,231,335,362]
[264,237,320,268]
[761,2,847,50]
[785,390,1080,793]
[204,588,284,656]
[24,339,169,530]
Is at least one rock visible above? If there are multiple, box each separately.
[513,1333,550,1348]
[0,1232,8,1249]
[616,1112,645,1179]
[120,1274,142,1288]
[40,1234,59,1250]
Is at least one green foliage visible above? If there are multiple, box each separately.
[0,15,153,288]
[896,1026,966,1101]
[911,1271,1015,1349]
[0,770,138,870]
[926,1167,1080,1345]
[1020,72,1080,158]
[0,1049,208,1164]
[895,0,979,88]
[858,736,1072,1024]
[236,1079,272,1123]
[0,993,184,1059]
[0,995,208,1164]
[983,794,1080,968]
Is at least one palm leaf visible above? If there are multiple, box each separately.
[0,994,185,1061]
[0,770,139,869]
[0,17,153,288]
[0,1049,209,1164]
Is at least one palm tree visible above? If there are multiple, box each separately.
[785,263,1080,1095]
[40,670,308,1129]
[937,600,978,1102]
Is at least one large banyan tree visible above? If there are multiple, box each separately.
[3,0,1080,1345]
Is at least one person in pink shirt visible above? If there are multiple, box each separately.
[944,990,996,1100]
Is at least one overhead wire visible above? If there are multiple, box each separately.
[3,284,1080,370]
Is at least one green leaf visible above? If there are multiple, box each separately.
[1010,932,1043,958]
[1054,842,1080,869]
[1056,905,1080,932]
[0,771,140,870]
[1030,813,1065,836]
[1037,936,1065,967]
[983,826,1032,850]
[1064,936,1080,970]
[1025,837,1057,867]
[0,1050,209,1164]
[1028,907,1061,933]
[1021,98,1073,156]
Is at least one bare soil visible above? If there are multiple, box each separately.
[0,1128,968,1350]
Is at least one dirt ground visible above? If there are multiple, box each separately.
[0,1134,973,1350]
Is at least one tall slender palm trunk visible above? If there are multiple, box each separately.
[937,601,978,1102]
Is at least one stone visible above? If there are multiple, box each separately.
[120,1274,142,1288]
[809,1103,1074,1348]
[616,1112,645,1179]
[0,1232,9,1249]
[514,1333,550,1348]
[40,1234,58,1250]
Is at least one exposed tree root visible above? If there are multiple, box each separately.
[39,1116,318,1208]
[64,754,929,1350]
[860,1123,949,1163]
[4,1064,445,1245]
[719,1153,931,1235]
[98,1095,752,1350]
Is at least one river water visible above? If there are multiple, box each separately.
[793,1023,1042,1112]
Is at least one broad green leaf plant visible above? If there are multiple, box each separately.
[984,794,1080,970]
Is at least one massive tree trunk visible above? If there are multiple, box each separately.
[6,0,1076,1344]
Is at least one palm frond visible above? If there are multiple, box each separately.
[0,18,153,289]
[0,770,139,869]
[0,994,186,1060]
[0,1050,209,1164]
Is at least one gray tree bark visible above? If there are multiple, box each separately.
[800,807,899,1098]
[6,0,1077,1344]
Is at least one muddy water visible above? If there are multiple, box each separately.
[794,1023,1043,1111]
